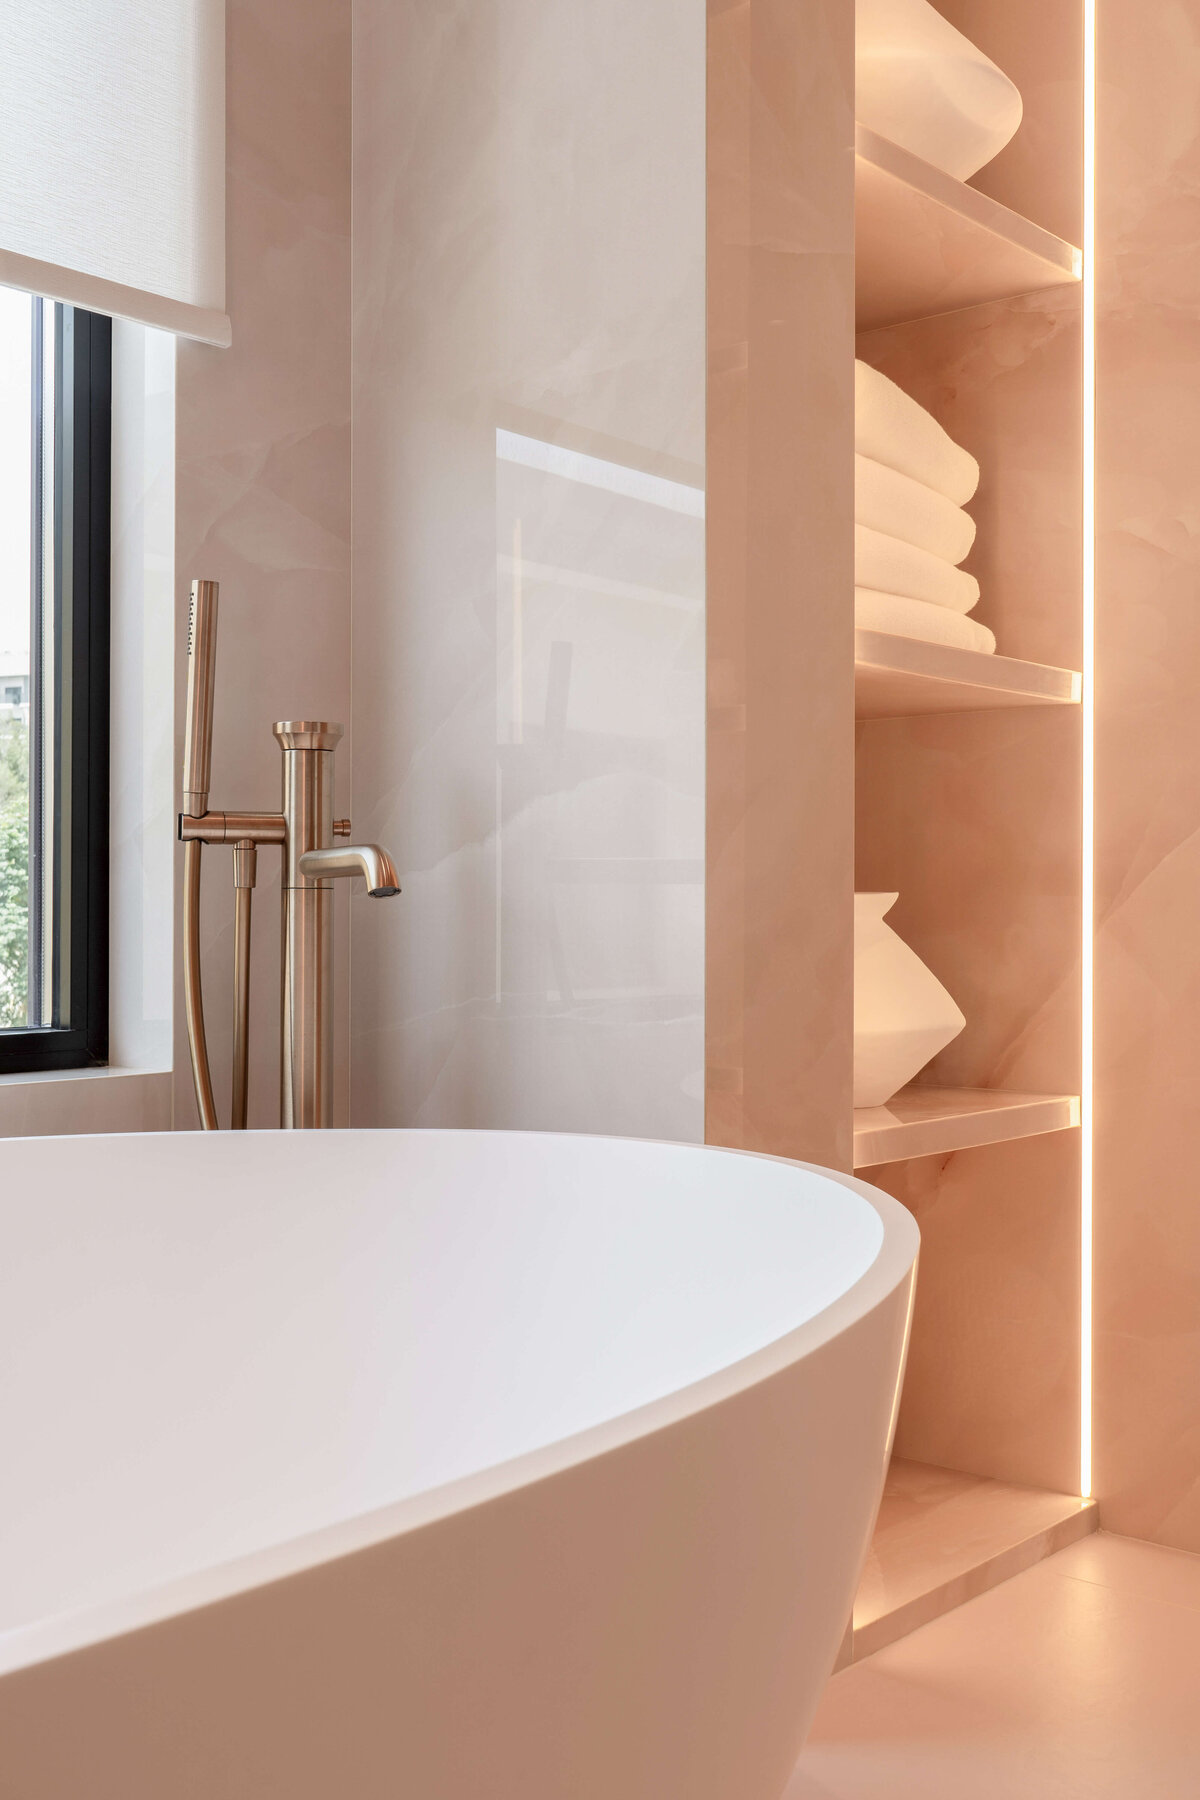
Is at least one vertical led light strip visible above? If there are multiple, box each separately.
[1080,0,1097,1501]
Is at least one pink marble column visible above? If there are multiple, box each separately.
[706,0,856,1168]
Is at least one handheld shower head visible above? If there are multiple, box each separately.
[181,578,221,1129]
[182,579,219,816]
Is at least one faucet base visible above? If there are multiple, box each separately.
[280,886,333,1128]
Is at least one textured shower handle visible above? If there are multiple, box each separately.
[182,578,219,816]
[181,578,220,1129]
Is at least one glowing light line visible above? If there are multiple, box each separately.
[1080,0,1096,1502]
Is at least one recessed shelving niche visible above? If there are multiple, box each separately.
[835,1459,1098,1667]
[843,0,1089,1683]
[855,124,1081,331]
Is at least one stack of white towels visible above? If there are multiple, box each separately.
[855,359,996,656]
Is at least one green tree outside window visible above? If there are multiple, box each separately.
[0,718,28,1027]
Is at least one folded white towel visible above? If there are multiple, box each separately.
[856,453,975,565]
[856,359,979,505]
[857,0,1024,182]
[856,587,996,655]
[856,522,979,614]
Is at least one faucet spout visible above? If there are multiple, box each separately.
[297,844,401,898]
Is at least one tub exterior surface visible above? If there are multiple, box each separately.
[0,1130,916,1800]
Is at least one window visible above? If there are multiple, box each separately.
[0,292,109,1071]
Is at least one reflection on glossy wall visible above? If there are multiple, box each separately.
[351,0,705,1136]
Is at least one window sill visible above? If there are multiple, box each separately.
[0,1065,171,1137]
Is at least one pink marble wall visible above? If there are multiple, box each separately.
[706,0,856,1168]
[1092,0,1200,1549]
[173,0,352,1129]
[856,288,1084,1496]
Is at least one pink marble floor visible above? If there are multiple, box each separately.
[786,1533,1200,1799]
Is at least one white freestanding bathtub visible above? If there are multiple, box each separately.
[0,1129,917,1799]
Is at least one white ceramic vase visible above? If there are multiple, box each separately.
[854,892,965,1108]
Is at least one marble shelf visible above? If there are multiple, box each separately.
[855,629,1082,719]
[835,1459,1098,1668]
[853,1086,1081,1169]
[855,125,1082,331]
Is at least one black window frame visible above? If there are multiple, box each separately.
[0,303,110,1074]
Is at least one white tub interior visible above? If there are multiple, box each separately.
[0,1129,883,1639]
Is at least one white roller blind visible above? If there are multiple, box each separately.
[0,2,228,347]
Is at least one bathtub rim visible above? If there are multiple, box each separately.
[0,1129,918,1680]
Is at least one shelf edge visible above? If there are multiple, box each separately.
[854,630,1082,715]
[855,124,1082,281]
[853,1088,1081,1169]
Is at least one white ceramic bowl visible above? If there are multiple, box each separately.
[857,0,1023,181]
[854,890,966,1107]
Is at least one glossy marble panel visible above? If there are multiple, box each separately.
[706,0,856,1167]
[350,0,705,1135]
[1092,0,1200,1551]
[173,0,352,1129]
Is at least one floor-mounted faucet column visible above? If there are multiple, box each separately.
[180,586,398,1133]
[275,721,342,1129]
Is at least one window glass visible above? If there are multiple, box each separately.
[0,292,108,1070]
[0,290,32,1027]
